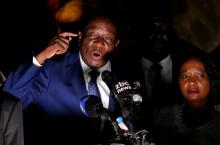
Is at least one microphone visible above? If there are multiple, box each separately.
[101,70,130,132]
[101,70,121,114]
[132,81,143,105]
[132,94,143,105]
[101,71,143,107]
[80,95,123,141]
[101,70,113,88]
[101,71,143,127]
[112,80,143,131]
[112,80,143,105]
[80,95,103,118]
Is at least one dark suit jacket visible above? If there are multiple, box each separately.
[0,92,24,145]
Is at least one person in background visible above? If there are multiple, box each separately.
[0,70,24,145]
[152,51,220,145]
[137,15,205,108]
[131,14,205,132]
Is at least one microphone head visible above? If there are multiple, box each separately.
[101,70,113,88]
[80,95,102,118]
[132,94,143,104]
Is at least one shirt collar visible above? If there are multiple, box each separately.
[141,54,171,68]
[160,54,172,68]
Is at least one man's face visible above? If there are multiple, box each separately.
[147,16,171,54]
[80,17,119,69]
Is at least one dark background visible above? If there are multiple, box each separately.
[1,0,220,74]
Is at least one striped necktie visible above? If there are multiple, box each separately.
[88,69,100,97]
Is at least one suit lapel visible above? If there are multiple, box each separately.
[65,52,87,99]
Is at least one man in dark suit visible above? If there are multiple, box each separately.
[3,14,134,144]
[135,15,179,108]
[0,71,24,145]
[0,93,24,145]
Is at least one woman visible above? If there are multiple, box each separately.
[152,51,220,145]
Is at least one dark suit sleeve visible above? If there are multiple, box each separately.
[3,60,49,109]
[0,96,24,145]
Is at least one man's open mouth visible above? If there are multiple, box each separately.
[91,50,102,59]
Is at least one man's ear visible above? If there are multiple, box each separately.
[78,31,82,45]
[78,31,82,40]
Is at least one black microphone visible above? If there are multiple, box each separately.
[101,71,142,107]
[80,95,123,141]
[80,95,103,118]
[101,70,116,101]
[101,70,143,118]
[112,80,143,131]
[101,70,113,88]
[101,70,121,114]
[101,71,130,132]
[112,80,143,105]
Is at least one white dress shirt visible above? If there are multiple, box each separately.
[79,53,111,109]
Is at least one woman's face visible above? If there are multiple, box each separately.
[178,58,210,108]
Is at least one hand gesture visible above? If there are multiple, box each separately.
[36,32,79,64]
